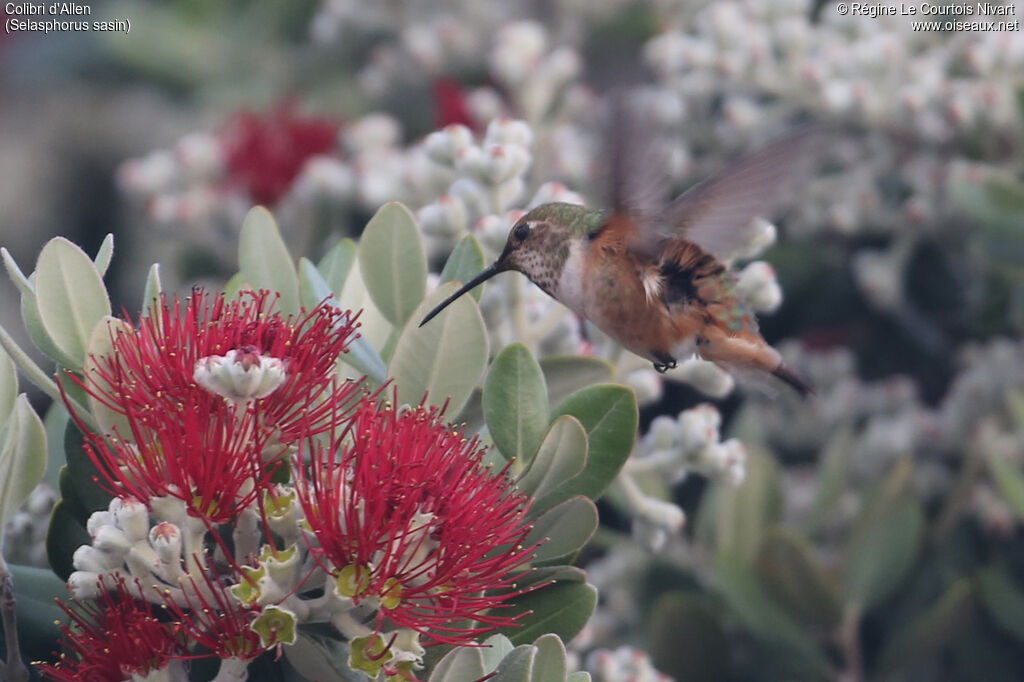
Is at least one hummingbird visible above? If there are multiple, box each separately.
[421,100,818,396]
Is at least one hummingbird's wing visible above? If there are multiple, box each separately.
[606,93,671,226]
[655,128,825,261]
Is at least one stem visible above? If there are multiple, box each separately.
[211,657,250,682]
[0,556,29,682]
[837,604,864,682]
[233,509,261,564]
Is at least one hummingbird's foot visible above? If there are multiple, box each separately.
[652,354,677,374]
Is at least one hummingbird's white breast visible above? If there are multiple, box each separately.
[554,240,588,316]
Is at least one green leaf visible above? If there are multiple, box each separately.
[844,498,924,612]
[531,634,568,682]
[21,281,73,366]
[93,233,114,276]
[0,396,46,527]
[63,420,113,514]
[46,495,90,580]
[1,247,33,296]
[540,356,614,406]
[357,202,427,326]
[439,234,486,301]
[42,402,69,490]
[0,343,16,431]
[548,384,637,500]
[492,644,535,682]
[988,453,1024,519]
[10,563,67,662]
[283,634,364,682]
[84,317,135,438]
[389,282,488,414]
[298,259,387,385]
[566,674,591,682]
[978,565,1024,641]
[713,449,783,565]
[428,647,487,681]
[517,416,588,513]
[34,237,112,368]
[239,206,300,314]
[756,527,841,629]
[714,555,832,678]
[479,634,516,672]
[336,258,392,382]
[484,343,549,464]
[877,579,973,674]
[649,592,729,682]
[516,565,588,590]
[804,427,854,535]
[223,272,246,300]
[141,263,162,317]
[497,581,597,647]
[523,496,598,565]
[318,238,357,296]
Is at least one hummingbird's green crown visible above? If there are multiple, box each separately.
[520,202,607,237]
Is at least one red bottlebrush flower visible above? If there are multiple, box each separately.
[221,102,340,205]
[77,391,273,523]
[81,289,362,446]
[37,577,181,682]
[296,394,539,646]
[432,78,477,130]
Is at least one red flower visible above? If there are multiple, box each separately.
[37,577,181,682]
[81,289,362,446]
[77,391,274,523]
[433,78,477,131]
[221,103,340,205]
[296,394,539,646]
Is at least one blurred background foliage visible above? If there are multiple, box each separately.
[2,0,1024,680]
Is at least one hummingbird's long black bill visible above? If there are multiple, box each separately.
[419,264,504,327]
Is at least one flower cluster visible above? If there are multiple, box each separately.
[47,290,539,681]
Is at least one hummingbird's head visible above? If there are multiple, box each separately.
[420,202,601,327]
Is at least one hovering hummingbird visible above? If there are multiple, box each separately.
[421,100,818,396]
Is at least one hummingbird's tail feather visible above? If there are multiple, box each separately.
[771,364,815,398]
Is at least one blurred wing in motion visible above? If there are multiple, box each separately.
[658,127,826,261]
[606,92,672,225]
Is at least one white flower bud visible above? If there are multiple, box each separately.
[494,177,526,210]
[73,545,121,573]
[295,156,356,201]
[67,571,104,599]
[736,218,777,260]
[87,510,116,538]
[112,497,150,542]
[484,118,533,148]
[343,113,400,154]
[490,21,547,86]
[176,132,223,180]
[149,522,183,564]
[194,347,287,402]
[423,124,475,167]
[93,526,132,554]
[117,150,177,195]
[647,416,677,451]
[149,495,188,525]
[467,87,504,124]
[672,358,735,398]
[448,177,490,218]
[677,404,721,454]
[626,369,663,407]
[737,261,783,312]
[418,195,468,238]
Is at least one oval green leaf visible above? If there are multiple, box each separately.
[358,202,427,326]
[844,498,924,612]
[0,343,17,430]
[492,645,535,682]
[0,395,46,526]
[518,416,588,513]
[318,238,357,297]
[239,206,300,314]
[497,581,597,647]
[439,234,486,301]
[63,420,113,514]
[389,282,488,415]
[540,356,614,406]
[531,634,568,682]
[141,263,162,317]
[484,343,549,464]
[428,647,487,682]
[524,495,598,565]
[756,527,841,629]
[548,384,637,500]
[93,233,114,276]
[84,316,135,437]
[46,496,92,580]
[35,237,112,368]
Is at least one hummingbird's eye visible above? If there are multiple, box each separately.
[512,223,530,242]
